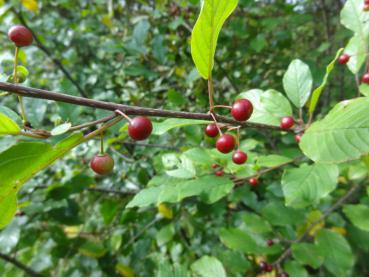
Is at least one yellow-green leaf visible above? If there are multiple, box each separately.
[0,112,21,136]
[21,0,39,12]
[191,0,238,79]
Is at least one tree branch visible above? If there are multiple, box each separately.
[0,252,43,277]
[12,8,88,98]
[0,82,290,132]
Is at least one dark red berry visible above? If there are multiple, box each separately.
[280,116,295,130]
[267,239,274,246]
[128,116,153,141]
[8,25,33,47]
[265,264,273,272]
[259,261,268,271]
[232,150,248,165]
[279,272,289,277]
[205,123,219,137]
[362,73,369,84]
[90,154,114,175]
[216,134,236,154]
[365,0,369,4]
[231,99,253,121]
[215,170,224,177]
[338,54,350,65]
[295,134,302,143]
[212,164,220,169]
[249,177,259,187]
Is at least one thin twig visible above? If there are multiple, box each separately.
[0,82,290,132]
[0,252,43,277]
[273,183,362,266]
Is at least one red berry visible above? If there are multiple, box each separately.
[215,170,224,177]
[365,0,369,4]
[267,239,274,247]
[279,273,289,277]
[280,116,295,130]
[231,99,253,121]
[205,123,219,137]
[8,25,33,47]
[216,134,236,154]
[259,261,268,271]
[362,73,369,84]
[265,264,273,273]
[249,177,259,187]
[232,150,248,165]
[212,164,220,169]
[128,116,153,141]
[90,154,114,175]
[338,54,350,65]
[295,134,302,143]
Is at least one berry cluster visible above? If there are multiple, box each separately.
[205,99,253,166]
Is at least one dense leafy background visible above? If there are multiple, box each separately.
[0,0,368,276]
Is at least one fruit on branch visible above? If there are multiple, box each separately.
[338,54,350,65]
[295,134,302,143]
[362,73,369,84]
[128,116,153,140]
[279,272,289,277]
[215,170,225,177]
[249,177,259,187]
[212,164,220,169]
[266,239,274,246]
[231,99,253,121]
[216,134,236,154]
[8,25,33,47]
[265,264,274,273]
[90,154,114,175]
[232,150,248,165]
[280,116,295,130]
[259,261,268,271]
[205,123,219,137]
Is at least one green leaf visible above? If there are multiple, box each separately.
[152,119,209,135]
[0,133,83,228]
[343,204,369,231]
[0,193,17,229]
[340,0,369,35]
[238,89,292,126]
[127,175,233,208]
[281,163,338,208]
[283,59,313,108]
[156,224,175,246]
[309,48,343,115]
[316,229,354,277]
[191,0,238,79]
[78,240,107,258]
[344,35,367,74]
[219,228,281,255]
[284,261,309,277]
[241,213,272,233]
[191,256,226,277]
[359,83,369,97]
[300,98,369,163]
[291,243,324,269]
[261,202,305,226]
[256,155,293,168]
[51,122,72,136]
[0,112,21,136]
